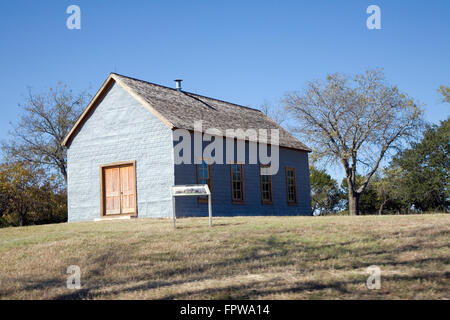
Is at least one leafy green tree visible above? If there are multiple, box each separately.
[374,168,405,215]
[0,162,41,226]
[0,185,8,227]
[0,161,66,227]
[390,118,449,212]
[310,166,341,215]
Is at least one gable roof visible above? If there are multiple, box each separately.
[62,73,311,152]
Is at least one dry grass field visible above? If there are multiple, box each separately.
[0,214,449,300]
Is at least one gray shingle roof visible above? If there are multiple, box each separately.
[113,73,311,152]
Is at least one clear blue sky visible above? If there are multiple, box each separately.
[0,1,449,168]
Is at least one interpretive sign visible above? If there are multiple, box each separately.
[171,184,212,228]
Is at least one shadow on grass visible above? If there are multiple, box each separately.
[2,221,448,300]
[51,269,449,300]
[54,234,449,299]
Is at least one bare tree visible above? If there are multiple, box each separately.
[285,69,423,215]
[2,83,90,183]
[259,100,287,126]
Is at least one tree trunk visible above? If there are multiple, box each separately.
[378,199,388,215]
[18,213,24,226]
[348,191,360,216]
[60,163,68,184]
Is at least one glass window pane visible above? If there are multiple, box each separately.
[231,164,243,201]
[286,169,296,202]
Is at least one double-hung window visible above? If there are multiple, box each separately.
[230,164,244,204]
[286,167,297,205]
[260,165,273,204]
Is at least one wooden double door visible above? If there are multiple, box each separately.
[101,162,137,216]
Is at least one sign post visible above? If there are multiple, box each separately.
[171,184,212,229]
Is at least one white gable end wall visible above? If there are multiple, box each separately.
[67,82,174,221]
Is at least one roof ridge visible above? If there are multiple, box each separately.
[63,72,311,151]
[111,72,263,113]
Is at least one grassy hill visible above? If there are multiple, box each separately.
[0,215,448,299]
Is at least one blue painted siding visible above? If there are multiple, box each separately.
[67,83,311,221]
[174,134,311,216]
[67,82,174,221]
